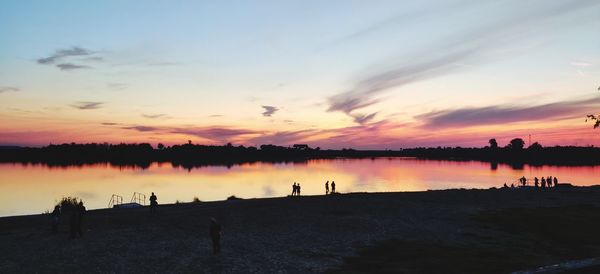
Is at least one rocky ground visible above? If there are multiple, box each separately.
[1,187,600,273]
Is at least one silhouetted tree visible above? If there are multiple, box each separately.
[157,143,165,150]
[488,138,498,149]
[528,142,543,150]
[507,138,525,150]
[586,114,600,129]
[585,87,600,130]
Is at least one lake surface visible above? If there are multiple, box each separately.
[1,158,600,217]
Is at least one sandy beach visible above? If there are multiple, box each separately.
[1,187,600,273]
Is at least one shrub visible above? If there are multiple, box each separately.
[227,195,242,201]
[193,197,201,203]
[56,196,80,212]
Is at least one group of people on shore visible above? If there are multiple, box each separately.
[291,180,338,196]
[49,200,87,239]
[325,180,336,194]
[504,176,560,189]
[291,182,302,196]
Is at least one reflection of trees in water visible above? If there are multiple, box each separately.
[2,141,600,170]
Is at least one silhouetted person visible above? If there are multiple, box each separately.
[209,217,222,255]
[553,177,558,186]
[520,176,527,186]
[331,181,336,193]
[51,205,61,233]
[541,177,546,188]
[292,183,297,196]
[297,184,301,196]
[70,201,86,239]
[503,183,508,188]
[149,192,158,214]
[325,181,329,195]
[534,177,539,188]
[547,176,552,187]
[511,183,515,188]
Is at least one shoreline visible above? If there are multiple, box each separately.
[1,187,600,273]
[1,185,594,219]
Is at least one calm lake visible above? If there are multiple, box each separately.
[1,157,599,217]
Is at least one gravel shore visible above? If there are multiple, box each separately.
[1,187,600,273]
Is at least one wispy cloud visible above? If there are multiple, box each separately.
[570,61,592,67]
[142,113,168,119]
[0,86,19,93]
[37,46,93,64]
[416,97,600,129]
[327,0,474,46]
[121,125,158,132]
[247,129,315,145]
[107,83,128,90]
[37,46,98,71]
[120,125,260,142]
[101,122,119,126]
[172,127,259,141]
[352,112,378,124]
[261,105,279,117]
[327,0,599,122]
[70,101,103,110]
[56,63,90,71]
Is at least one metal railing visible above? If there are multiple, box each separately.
[131,192,146,205]
[108,194,123,208]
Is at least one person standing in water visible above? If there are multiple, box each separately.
[149,192,158,214]
[325,181,329,195]
[331,181,336,193]
[209,217,222,255]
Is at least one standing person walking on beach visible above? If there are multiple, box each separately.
[297,184,301,196]
[292,183,297,196]
[325,181,329,195]
[331,181,336,193]
[209,217,222,255]
[70,201,86,239]
[149,192,158,214]
[553,177,558,187]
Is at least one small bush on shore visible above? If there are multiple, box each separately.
[227,195,242,201]
[56,196,80,212]
[192,197,201,203]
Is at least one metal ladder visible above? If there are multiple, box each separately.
[131,192,146,205]
[108,194,123,208]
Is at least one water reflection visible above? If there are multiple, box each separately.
[1,158,599,217]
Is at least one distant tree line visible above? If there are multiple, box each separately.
[400,138,600,167]
[0,142,400,169]
[1,138,600,169]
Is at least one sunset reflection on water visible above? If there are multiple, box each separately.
[1,158,599,216]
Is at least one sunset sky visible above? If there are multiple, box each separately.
[1,0,599,149]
